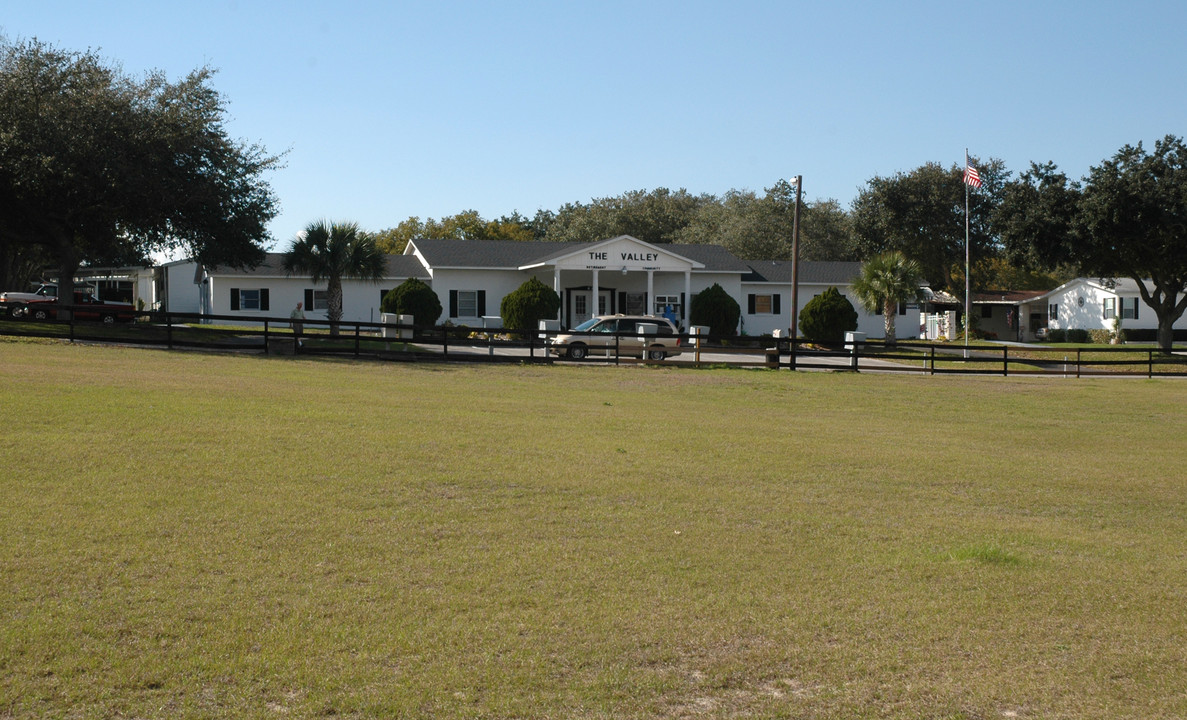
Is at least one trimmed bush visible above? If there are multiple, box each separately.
[500,277,561,332]
[1088,329,1113,344]
[382,278,442,331]
[1066,329,1090,343]
[798,286,858,344]
[1046,329,1067,343]
[690,283,741,336]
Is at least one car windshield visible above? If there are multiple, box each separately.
[572,318,601,331]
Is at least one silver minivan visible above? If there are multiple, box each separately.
[549,315,682,360]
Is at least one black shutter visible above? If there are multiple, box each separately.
[773,294,781,314]
[260,289,269,312]
[1134,299,1139,320]
[899,301,907,316]
[477,290,486,317]
[747,294,756,314]
[449,290,458,318]
[680,293,686,321]
[305,289,314,310]
[618,292,626,314]
[230,288,240,311]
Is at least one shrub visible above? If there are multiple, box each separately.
[1066,329,1090,343]
[798,286,858,344]
[1088,329,1113,344]
[500,277,560,332]
[690,283,741,336]
[1046,329,1067,343]
[381,278,442,331]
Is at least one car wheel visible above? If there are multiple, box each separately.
[31,308,49,321]
[101,313,115,324]
[567,343,588,360]
[648,347,667,361]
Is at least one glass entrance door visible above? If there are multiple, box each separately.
[571,291,610,326]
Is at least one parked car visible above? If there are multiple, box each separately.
[549,315,682,360]
[22,291,136,323]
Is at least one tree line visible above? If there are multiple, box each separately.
[365,184,859,268]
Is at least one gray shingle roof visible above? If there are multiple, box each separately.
[408,238,580,268]
[408,237,754,273]
[207,253,429,279]
[742,260,863,285]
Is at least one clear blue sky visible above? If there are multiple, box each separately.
[5,1,1185,250]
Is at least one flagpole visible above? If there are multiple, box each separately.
[964,148,971,359]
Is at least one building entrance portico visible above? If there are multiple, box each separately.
[519,235,703,329]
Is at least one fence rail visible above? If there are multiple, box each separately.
[3,306,1186,377]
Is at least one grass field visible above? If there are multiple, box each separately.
[2,340,1186,719]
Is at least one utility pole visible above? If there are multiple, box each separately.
[790,175,803,342]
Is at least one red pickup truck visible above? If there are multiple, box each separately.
[21,292,137,323]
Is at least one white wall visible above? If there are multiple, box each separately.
[1046,281,1169,332]
[206,276,401,325]
[740,282,920,339]
[433,269,546,326]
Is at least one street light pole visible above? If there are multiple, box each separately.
[790,175,803,343]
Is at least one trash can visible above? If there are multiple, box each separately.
[845,331,866,352]
[765,346,780,368]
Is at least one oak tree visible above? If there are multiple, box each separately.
[0,39,280,307]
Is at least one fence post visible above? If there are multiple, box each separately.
[167,312,173,350]
[790,337,797,370]
[442,326,448,359]
[1149,350,1154,379]
[355,323,360,357]
[264,319,270,355]
[69,308,75,343]
[1076,348,1081,379]
[1003,346,1009,377]
[929,344,936,375]
[851,341,859,372]
[615,332,620,366]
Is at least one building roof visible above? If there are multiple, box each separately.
[408,237,754,273]
[742,260,863,284]
[971,289,1049,304]
[205,253,429,279]
[407,238,577,269]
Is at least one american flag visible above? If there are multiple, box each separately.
[964,161,982,188]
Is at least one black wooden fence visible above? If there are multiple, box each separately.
[3,304,1186,377]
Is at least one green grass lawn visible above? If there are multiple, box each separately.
[2,341,1186,718]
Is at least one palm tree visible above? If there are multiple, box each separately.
[851,251,926,347]
[283,220,386,335]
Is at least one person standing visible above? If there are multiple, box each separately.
[290,301,305,347]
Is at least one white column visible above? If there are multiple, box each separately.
[683,271,692,328]
[591,268,600,317]
[553,267,561,320]
[647,270,655,314]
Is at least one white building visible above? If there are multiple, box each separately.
[1031,277,1170,336]
[921,277,1187,343]
[165,235,922,338]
